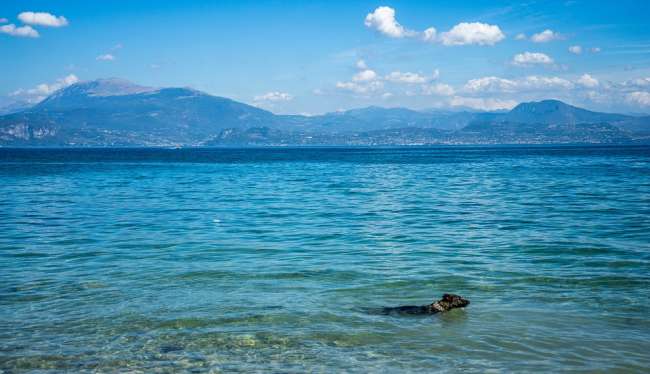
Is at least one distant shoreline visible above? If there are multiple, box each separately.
[2,143,650,150]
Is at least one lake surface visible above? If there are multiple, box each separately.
[1,146,649,373]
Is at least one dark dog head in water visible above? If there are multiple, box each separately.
[434,294,470,312]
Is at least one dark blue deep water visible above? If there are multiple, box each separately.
[1,146,649,372]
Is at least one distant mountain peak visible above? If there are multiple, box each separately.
[33,78,159,110]
[68,78,157,97]
[511,99,573,112]
[506,99,627,124]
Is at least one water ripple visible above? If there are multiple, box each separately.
[1,146,649,372]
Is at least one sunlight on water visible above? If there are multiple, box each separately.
[1,146,649,372]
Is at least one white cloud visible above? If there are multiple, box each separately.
[353,69,378,82]
[18,11,68,27]
[381,92,394,99]
[464,76,517,93]
[336,59,446,97]
[364,7,504,47]
[624,77,650,87]
[10,74,79,103]
[626,91,650,107]
[336,80,384,94]
[512,52,554,66]
[335,60,384,95]
[385,71,436,84]
[520,76,574,90]
[568,45,582,54]
[254,91,293,102]
[440,22,505,46]
[530,29,561,43]
[96,54,115,61]
[590,47,601,53]
[422,83,455,96]
[464,75,573,93]
[577,74,599,88]
[0,18,8,23]
[364,6,415,38]
[0,24,39,38]
[450,96,518,111]
[422,27,437,42]
[515,33,526,40]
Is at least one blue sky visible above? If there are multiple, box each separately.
[2,0,650,114]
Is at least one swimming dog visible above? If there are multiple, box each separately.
[381,294,470,315]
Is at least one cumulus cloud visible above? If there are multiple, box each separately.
[450,96,518,111]
[335,59,448,98]
[385,70,439,84]
[464,75,574,93]
[439,22,505,46]
[364,7,504,46]
[336,61,384,95]
[530,29,562,43]
[626,91,650,107]
[590,47,601,53]
[577,73,599,88]
[18,11,68,27]
[336,80,384,94]
[364,6,415,38]
[334,59,459,101]
[422,83,455,96]
[515,33,527,41]
[10,74,79,103]
[524,76,574,89]
[353,69,378,82]
[512,52,554,66]
[254,91,293,102]
[521,76,574,89]
[0,18,8,23]
[464,76,517,93]
[568,45,582,54]
[422,27,437,42]
[96,54,115,61]
[0,24,39,38]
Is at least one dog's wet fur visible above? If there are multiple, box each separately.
[380,294,470,315]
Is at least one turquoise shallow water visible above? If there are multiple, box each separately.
[1,146,649,373]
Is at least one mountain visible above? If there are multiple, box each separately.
[0,78,276,146]
[1,78,649,146]
[310,106,437,132]
[504,100,629,125]
[305,107,501,132]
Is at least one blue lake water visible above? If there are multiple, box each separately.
[1,146,649,372]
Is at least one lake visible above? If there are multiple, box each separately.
[1,146,649,372]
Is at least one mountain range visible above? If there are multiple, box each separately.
[1,78,649,146]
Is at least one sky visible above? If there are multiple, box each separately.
[2,0,650,115]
